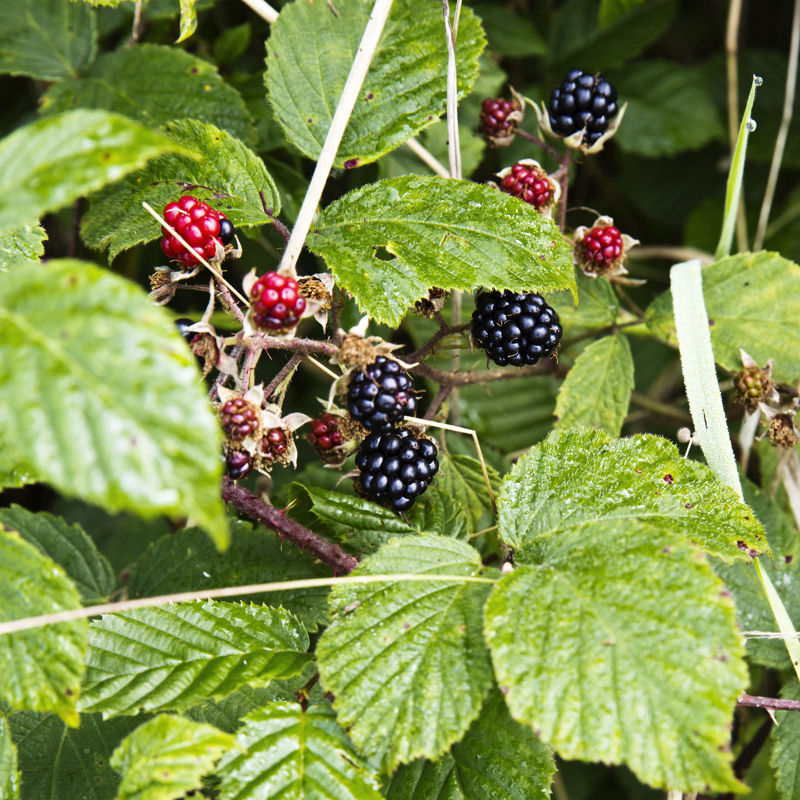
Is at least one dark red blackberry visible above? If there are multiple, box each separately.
[355,428,439,512]
[347,356,417,431]
[261,428,289,462]
[225,450,252,481]
[547,69,618,146]
[307,413,343,452]
[249,271,307,332]
[160,195,232,268]
[577,224,623,274]
[219,397,260,441]
[471,290,562,367]
[479,96,521,145]
[499,162,555,211]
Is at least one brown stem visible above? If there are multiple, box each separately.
[222,477,358,574]
[737,693,800,711]
[412,358,557,387]
[407,321,472,363]
[733,717,773,778]
[557,148,572,231]
[246,334,338,357]
[215,279,246,324]
[264,352,303,400]
[516,128,560,161]
[425,384,453,419]
[269,215,291,244]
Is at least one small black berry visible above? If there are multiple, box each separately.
[355,427,439,512]
[219,218,235,246]
[547,69,618,146]
[347,356,417,431]
[471,290,562,367]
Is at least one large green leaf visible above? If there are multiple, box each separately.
[484,520,747,793]
[554,335,634,436]
[82,118,280,261]
[0,527,86,724]
[548,269,621,334]
[498,428,766,562]
[0,0,96,80]
[433,453,499,537]
[0,260,228,547]
[0,506,114,605]
[111,715,233,800]
[0,110,194,235]
[612,61,724,156]
[42,44,253,144]
[265,0,484,167]
[316,535,495,772]
[218,703,385,800]
[0,715,19,800]
[646,252,800,383]
[0,221,46,272]
[128,521,330,632]
[9,711,144,800]
[471,3,546,57]
[80,601,310,716]
[307,175,575,326]
[770,681,800,800]
[385,688,555,800]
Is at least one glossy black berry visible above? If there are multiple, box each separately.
[226,450,252,480]
[219,218,235,246]
[547,69,618,146]
[472,290,562,367]
[347,356,417,431]
[355,428,439,512]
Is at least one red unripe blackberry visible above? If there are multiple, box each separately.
[347,356,417,432]
[160,195,233,268]
[226,450,252,480]
[547,69,618,146]
[578,224,623,272]
[249,271,307,332]
[307,413,344,452]
[261,428,289,461]
[500,162,554,210]
[219,397,260,441]
[472,290,562,367]
[479,97,521,144]
[355,428,439,512]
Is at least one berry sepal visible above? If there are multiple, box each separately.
[573,215,640,280]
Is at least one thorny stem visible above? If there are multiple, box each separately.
[516,127,560,161]
[557,148,572,230]
[407,321,472,362]
[264,352,303,401]
[737,693,800,711]
[269,214,292,245]
[413,359,556,387]
[215,279,246,324]
[222,476,358,573]
[244,333,338,357]
[240,346,261,390]
[425,384,453,419]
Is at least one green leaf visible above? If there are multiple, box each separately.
[81,118,280,261]
[770,681,800,800]
[498,427,766,562]
[385,688,555,800]
[0,221,46,271]
[316,535,495,772]
[0,0,96,80]
[554,335,634,436]
[265,0,484,167]
[598,0,647,25]
[646,252,800,383]
[434,453,499,537]
[218,702,384,800]
[42,44,253,144]
[0,260,228,548]
[713,479,800,670]
[0,527,86,724]
[80,601,310,716]
[0,506,114,605]
[111,715,233,800]
[549,269,621,334]
[128,520,330,632]
[548,0,678,72]
[307,175,575,326]
[471,4,546,57]
[0,110,194,235]
[484,520,747,793]
[9,711,144,800]
[612,61,724,156]
[0,715,20,800]
[176,0,197,43]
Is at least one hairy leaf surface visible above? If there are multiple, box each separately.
[0,110,193,235]
[81,601,310,716]
[484,521,746,792]
[307,176,575,326]
[0,221,46,271]
[82,118,279,261]
[498,428,766,562]
[0,527,86,724]
[265,0,484,166]
[316,535,495,772]
[0,716,19,800]
[0,260,228,547]
[218,703,384,800]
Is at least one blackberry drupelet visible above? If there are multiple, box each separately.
[225,450,252,480]
[249,271,306,332]
[547,69,618,146]
[355,428,439,512]
[347,356,417,431]
[472,290,562,367]
[479,96,521,143]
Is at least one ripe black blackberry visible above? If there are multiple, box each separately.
[355,428,439,512]
[347,356,417,431]
[472,290,562,367]
[547,69,618,146]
